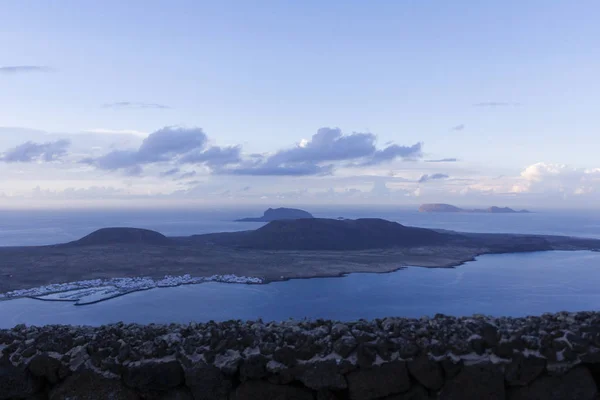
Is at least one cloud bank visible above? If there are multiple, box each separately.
[0,140,70,163]
[102,102,171,110]
[223,127,422,176]
[0,66,53,74]
[418,173,449,183]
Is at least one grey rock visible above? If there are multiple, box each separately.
[440,363,505,400]
[316,389,344,400]
[239,353,268,380]
[481,323,499,347]
[508,366,597,400]
[123,359,184,392]
[48,370,138,400]
[185,362,232,400]
[273,345,298,366]
[28,352,69,384]
[67,345,89,372]
[231,380,313,400]
[382,384,430,400]
[214,349,241,375]
[407,353,444,391]
[160,387,194,400]
[333,335,357,358]
[440,358,462,379]
[505,353,546,386]
[0,361,43,400]
[295,359,347,390]
[346,361,411,400]
[356,343,377,368]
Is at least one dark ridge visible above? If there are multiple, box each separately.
[196,218,454,250]
[63,227,171,247]
[235,207,314,222]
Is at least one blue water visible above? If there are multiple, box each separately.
[0,251,599,328]
[1,207,600,327]
[3,207,600,247]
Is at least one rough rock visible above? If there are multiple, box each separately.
[440,363,505,400]
[346,361,411,400]
[505,353,546,386]
[383,385,430,400]
[28,352,69,384]
[185,362,232,400]
[295,359,347,390]
[48,370,138,400]
[508,366,598,400]
[0,361,42,400]
[231,380,314,400]
[123,359,184,392]
[407,353,444,391]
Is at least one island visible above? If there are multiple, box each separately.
[419,203,531,213]
[235,207,314,222]
[1,217,599,303]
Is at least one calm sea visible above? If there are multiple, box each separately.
[2,206,600,246]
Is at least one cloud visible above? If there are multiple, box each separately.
[474,102,519,107]
[178,171,197,180]
[102,102,170,110]
[0,66,53,74]
[137,127,206,162]
[512,162,600,195]
[224,127,422,176]
[225,162,334,176]
[85,126,207,170]
[418,173,449,183]
[360,143,423,166]
[451,124,465,131]
[180,145,242,167]
[269,128,377,164]
[425,158,459,163]
[124,165,143,176]
[160,168,180,177]
[0,139,70,162]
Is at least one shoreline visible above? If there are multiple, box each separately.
[0,249,586,306]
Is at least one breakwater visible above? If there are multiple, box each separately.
[2,312,600,399]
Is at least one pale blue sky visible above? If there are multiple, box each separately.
[1,1,599,207]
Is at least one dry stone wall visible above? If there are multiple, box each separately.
[2,312,600,399]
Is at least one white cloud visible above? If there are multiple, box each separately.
[513,162,600,195]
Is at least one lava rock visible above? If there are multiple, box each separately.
[185,362,232,400]
[508,366,597,400]
[231,380,314,400]
[28,352,69,384]
[0,361,43,400]
[123,359,184,392]
[505,353,546,386]
[408,353,444,391]
[440,363,505,400]
[346,361,411,400]
[48,370,138,400]
[295,359,347,390]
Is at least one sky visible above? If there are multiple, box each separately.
[1,1,599,209]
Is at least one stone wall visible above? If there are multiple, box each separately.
[2,312,600,399]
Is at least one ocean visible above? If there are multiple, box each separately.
[2,206,600,247]
[1,206,600,327]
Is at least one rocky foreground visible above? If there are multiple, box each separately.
[3,312,600,399]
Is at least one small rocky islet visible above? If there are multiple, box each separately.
[419,203,531,213]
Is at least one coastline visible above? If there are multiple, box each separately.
[0,249,584,306]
